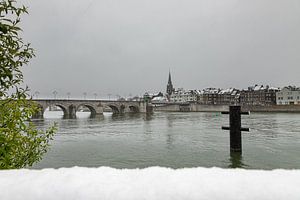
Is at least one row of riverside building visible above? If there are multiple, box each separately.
[162,72,300,106]
[168,85,300,106]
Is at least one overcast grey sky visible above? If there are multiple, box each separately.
[22,0,300,98]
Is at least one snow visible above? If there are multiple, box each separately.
[202,88,220,94]
[1,167,300,200]
[268,87,280,91]
[219,88,234,94]
[152,96,167,102]
[254,85,263,91]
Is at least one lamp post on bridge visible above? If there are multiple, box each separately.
[83,92,87,100]
[67,92,71,100]
[34,91,40,99]
[108,93,111,100]
[128,93,132,101]
[94,93,97,100]
[53,90,58,100]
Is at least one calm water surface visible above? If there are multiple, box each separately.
[32,111,300,169]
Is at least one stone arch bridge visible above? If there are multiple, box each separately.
[33,99,152,118]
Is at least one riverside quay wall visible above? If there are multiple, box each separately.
[153,103,300,113]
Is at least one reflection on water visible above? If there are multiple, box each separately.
[228,152,246,168]
[32,111,300,169]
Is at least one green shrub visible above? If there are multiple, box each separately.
[0,0,56,169]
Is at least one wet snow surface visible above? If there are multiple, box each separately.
[0,167,300,200]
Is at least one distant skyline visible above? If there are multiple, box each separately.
[21,0,300,98]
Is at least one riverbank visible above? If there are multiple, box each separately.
[153,103,300,113]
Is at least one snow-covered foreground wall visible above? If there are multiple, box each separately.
[0,167,300,200]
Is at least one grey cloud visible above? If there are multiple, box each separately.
[21,0,300,98]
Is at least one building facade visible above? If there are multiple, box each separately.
[163,74,280,106]
[239,85,278,106]
[170,88,198,103]
[198,88,220,105]
[276,86,300,105]
[218,88,240,105]
[197,88,239,105]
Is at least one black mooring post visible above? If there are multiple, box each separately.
[229,106,242,152]
[222,106,249,153]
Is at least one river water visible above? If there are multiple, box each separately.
[32,111,300,169]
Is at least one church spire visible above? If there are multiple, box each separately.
[166,70,174,96]
[168,70,172,84]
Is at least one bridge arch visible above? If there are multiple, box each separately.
[53,104,68,115]
[129,105,139,113]
[77,104,97,117]
[107,104,120,114]
[42,103,69,118]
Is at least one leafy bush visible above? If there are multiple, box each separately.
[0,0,56,169]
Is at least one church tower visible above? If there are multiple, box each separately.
[166,71,174,96]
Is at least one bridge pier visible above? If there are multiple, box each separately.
[139,102,153,114]
[68,105,77,119]
[32,110,44,119]
[31,104,45,119]
[94,105,104,116]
